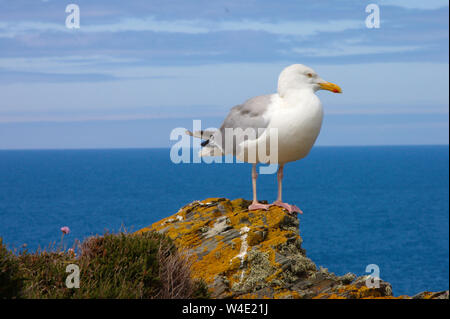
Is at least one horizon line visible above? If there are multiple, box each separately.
[0,144,448,151]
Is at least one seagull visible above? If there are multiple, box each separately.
[187,64,341,214]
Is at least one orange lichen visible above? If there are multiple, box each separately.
[136,198,445,299]
[138,199,297,295]
[192,238,243,284]
[236,293,258,299]
[273,290,301,299]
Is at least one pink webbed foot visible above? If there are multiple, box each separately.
[248,202,270,211]
[271,200,303,214]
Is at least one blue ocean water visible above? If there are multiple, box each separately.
[0,146,448,296]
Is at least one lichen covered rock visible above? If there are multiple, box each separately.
[137,198,448,299]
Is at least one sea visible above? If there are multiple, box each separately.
[0,146,448,296]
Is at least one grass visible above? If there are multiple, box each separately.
[0,231,209,299]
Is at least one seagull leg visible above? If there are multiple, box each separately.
[271,164,303,214]
[248,164,270,211]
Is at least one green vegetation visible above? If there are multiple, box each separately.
[0,238,24,298]
[0,232,209,299]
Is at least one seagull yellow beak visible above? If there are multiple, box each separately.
[319,81,342,93]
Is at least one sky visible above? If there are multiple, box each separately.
[0,0,448,149]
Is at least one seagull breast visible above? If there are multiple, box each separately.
[265,90,324,164]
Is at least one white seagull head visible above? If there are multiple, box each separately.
[277,64,342,97]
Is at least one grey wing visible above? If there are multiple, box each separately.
[204,94,273,153]
[220,94,272,134]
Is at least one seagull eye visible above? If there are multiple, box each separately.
[306,73,313,78]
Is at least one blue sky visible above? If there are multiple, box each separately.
[0,0,448,148]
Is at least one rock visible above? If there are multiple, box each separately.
[137,198,449,299]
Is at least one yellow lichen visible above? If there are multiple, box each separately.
[136,198,437,299]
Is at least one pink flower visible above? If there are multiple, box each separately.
[60,226,70,235]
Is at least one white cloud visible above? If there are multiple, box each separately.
[83,17,211,34]
[216,19,362,36]
[0,55,140,73]
[288,44,422,57]
[379,0,449,10]
[0,21,66,38]
[0,16,363,38]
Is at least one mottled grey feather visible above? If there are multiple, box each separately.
[219,94,272,134]
[202,94,273,155]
